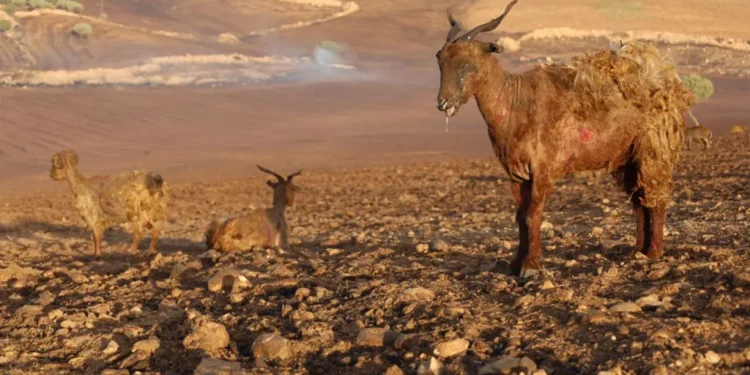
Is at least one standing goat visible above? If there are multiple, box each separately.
[685,125,712,151]
[50,150,167,256]
[205,165,301,252]
[435,0,694,276]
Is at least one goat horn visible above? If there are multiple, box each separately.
[287,170,303,181]
[456,0,518,42]
[257,165,284,182]
[445,12,463,42]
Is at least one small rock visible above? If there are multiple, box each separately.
[635,294,662,308]
[384,365,405,375]
[732,272,750,288]
[208,269,250,293]
[184,321,231,353]
[314,287,331,300]
[393,333,421,350]
[403,287,435,302]
[101,370,129,375]
[48,309,64,320]
[609,302,641,313]
[251,333,292,361]
[432,338,469,358]
[704,351,721,364]
[591,227,604,237]
[586,311,607,323]
[194,357,246,375]
[540,221,553,230]
[416,244,429,253]
[103,340,119,355]
[294,288,311,300]
[650,328,672,340]
[417,356,442,375]
[479,355,520,374]
[132,337,160,355]
[356,328,398,347]
[540,280,555,290]
[430,239,449,252]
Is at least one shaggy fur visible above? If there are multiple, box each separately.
[205,166,301,252]
[435,0,695,276]
[685,125,712,151]
[730,125,748,134]
[50,150,168,256]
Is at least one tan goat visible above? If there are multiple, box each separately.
[730,125,748,134]
[685,125,712,151]
[205,165,301,252]
[50,150,168,256]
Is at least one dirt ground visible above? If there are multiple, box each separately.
[0,135,748,375]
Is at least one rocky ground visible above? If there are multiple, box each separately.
[0,136,748,375]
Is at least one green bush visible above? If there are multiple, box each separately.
[4,3,16,15]
[29,0,54,9]
[10,0,25,7]
[56,0,82,13]
[0,19,10,31]
[71,22,91,38]
[681,73,714,126]
[0,0,9,5]
[681,73,714,103]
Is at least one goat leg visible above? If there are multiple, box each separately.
[631,190,652,256]
[645,204,666,259]
[510,181,531,276]
[148,225,159,255]
[131,227,142,252]
[92,231,103,257]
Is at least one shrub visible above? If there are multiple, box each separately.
[29,0,54,9]
[71,22,92,38]
[0,0,9,5]
[10,0,25,7]
[56,0,83,13]
[4,3,16,15]
[0,19,10,32]
[681,73,714,126]
[681,73,714,103]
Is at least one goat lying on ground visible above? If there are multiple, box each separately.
[50,150,168,256]
[685,125,712,151]
[205,165,301,252]
[730,125,748,134]
[434,0,695,276]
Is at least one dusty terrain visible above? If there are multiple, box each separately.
[0,136,748,375]
[1,0,750,374]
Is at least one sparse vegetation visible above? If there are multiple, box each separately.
[3,3,16,15]
[0,19,10,32]
[28,0,54,9]
[681,73,714,126]
[71,22,92,38]
[55,0,83,13]
[9,0,25,7]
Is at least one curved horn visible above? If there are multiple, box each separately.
[456,0,518,42]
[286,170,302,181]
[445,12,463,42]
[257,165,284,182]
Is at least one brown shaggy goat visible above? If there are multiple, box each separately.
[205,165,301,252]
[684,125,712,151]
[435,0,695,277]
[50,150,168,257]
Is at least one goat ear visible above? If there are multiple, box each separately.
[486,42,504,54]
[65,151,79,167]
[266,180,276,188]
[52,153,64,169]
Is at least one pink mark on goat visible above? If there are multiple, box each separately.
[496,108,509,125]
[579,128,595,143]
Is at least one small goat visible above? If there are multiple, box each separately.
[435,0,694,276]
[50,150,167,256]
[730,125,748,135]
[205,165,301,252]
[685,125,712,151]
